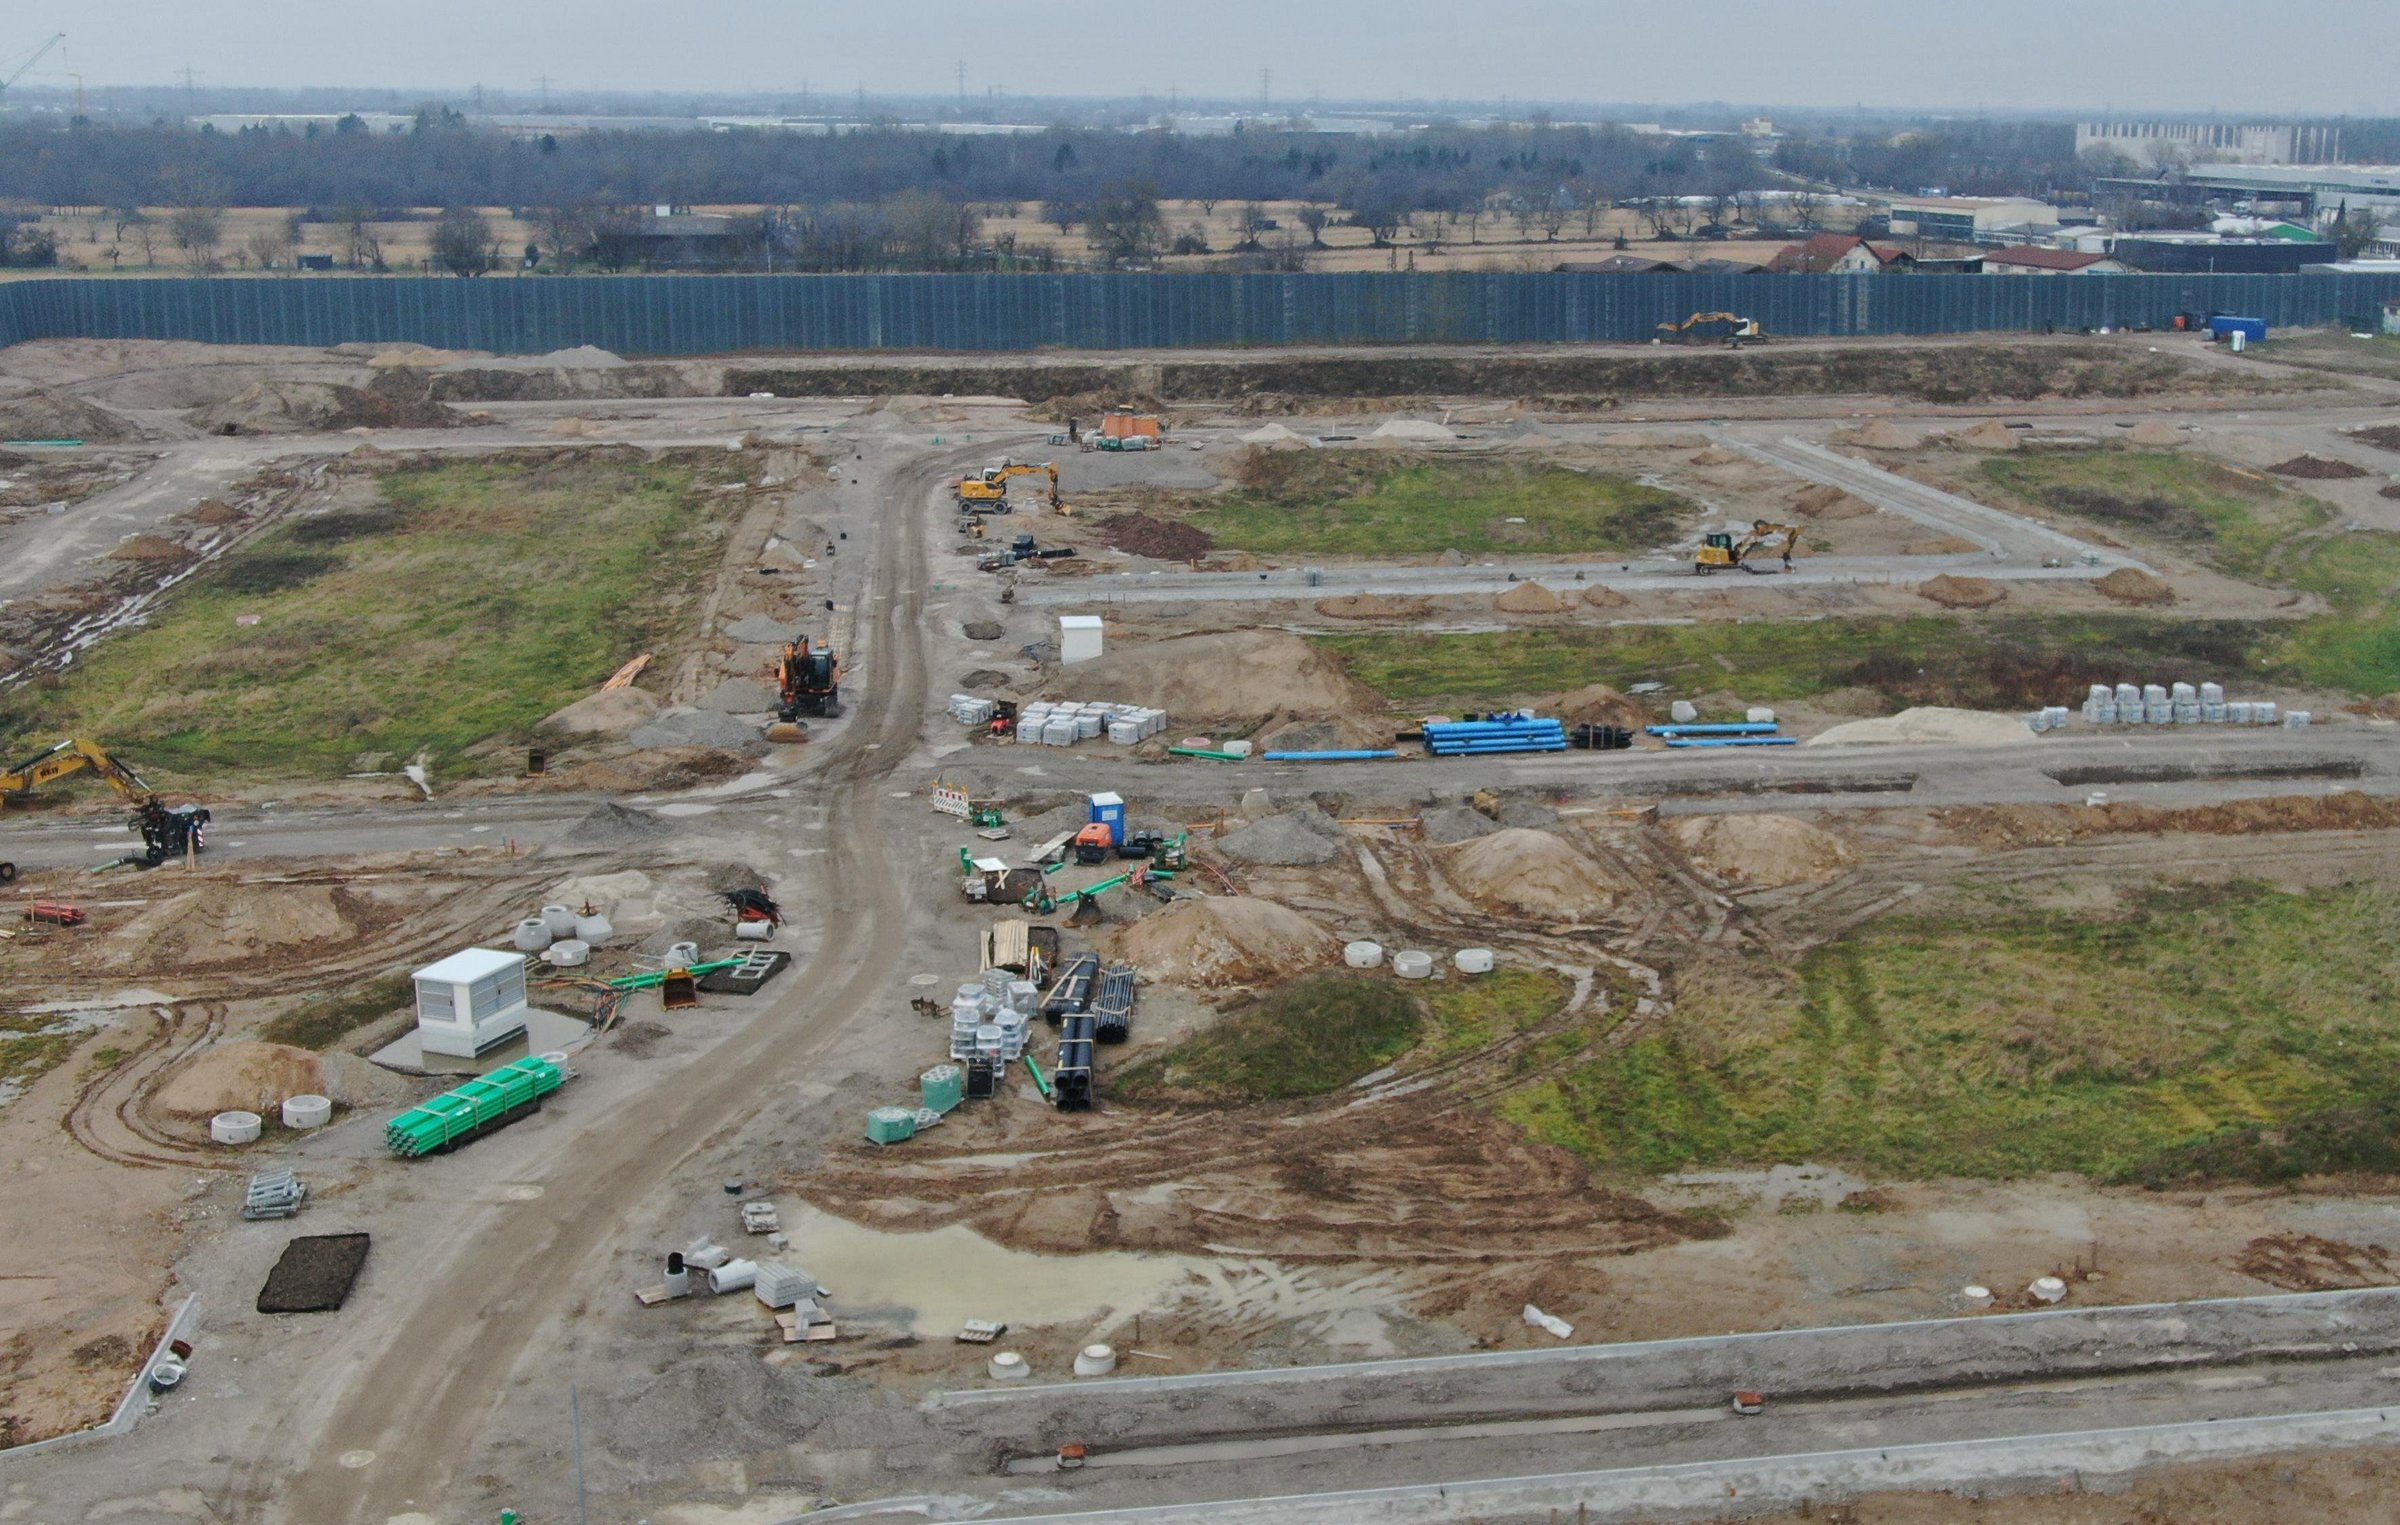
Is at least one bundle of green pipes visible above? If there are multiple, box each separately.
[607,959,744,992]
[384,1055,565,1157]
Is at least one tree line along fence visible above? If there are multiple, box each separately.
[3,271,2397,356]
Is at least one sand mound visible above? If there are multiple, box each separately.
[105,885,394,970]
[1793,484,1875,521]
[1689,447,1744,466]
[1581,585,1630,611]
[1494,582,1565,614]
[1034,630,1387,739]
[1840,419,1920,451]
[1239,422,1308,447]
[1904,536,1982,555]
[108,534,190,562]
[1370,418,1458,444]
[1551,683,1653,729]
[1609,430,1709,450]
[1668,814,1853,888]
[1214,812,1343,867]
[1315,593,1429,621]
[152,1041,326,1119]
[2128,420,2183,447]
[182,498,242,525]
[1948,420,2020,451]
[189,381,455,435]
[542,687,662,735]
[723,613,798,644]
[1112,896,1338,987]
[1808,707,2031,747]
[0,390,134,443]
[2096,567,2175,605]
[1917,574,2006,609]
[1440,829,1619,917]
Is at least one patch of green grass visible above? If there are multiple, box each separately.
[259,973,413,1051]
[0,453,745,783]
[1420,968,1570,1060]
[1500,880,2400,1180]
[1114,972,1424,1103]
[1180,453,1690,556]
[1318,614,2267,711]
[0,1015,89,1099]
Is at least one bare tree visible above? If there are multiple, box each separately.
[1084,181,1166,265]
[1296,204,1328,248]
[1788,189,1825,230]
[166,203,224,269]
[245,220,294,271]
[429,205,496,276]
[534,204,594,270]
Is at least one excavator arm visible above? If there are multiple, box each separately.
[0,738,155,806]
[1732,520,1803,570]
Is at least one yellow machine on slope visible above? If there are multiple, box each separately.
[0,738,157,807]
[1655,312,1767,347]
[955,461,1066,515]
[1695,521,1802,575]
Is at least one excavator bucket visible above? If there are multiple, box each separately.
[1066,894,1104,928]
[661,969,700,1010]
[765,720,809,744]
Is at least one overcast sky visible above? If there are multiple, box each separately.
[11,0,2396,116]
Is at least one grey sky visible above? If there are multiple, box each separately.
[11,0,2396,115]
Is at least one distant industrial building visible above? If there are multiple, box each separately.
[1885,196,2059,244]
[2110,232,2338,274]
[2075,121,2341,168]
[2098,163,2400,223]
[191,112,412,134]
[1980,245,2127,276]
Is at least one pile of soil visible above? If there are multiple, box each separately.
[1033,630,1388,741]
[2383,484,2400,501]
[961,620,1005,642]
[1904,536,1983,555]
[1097,513,1214,561]
[553,802,680,851]
[1238,422,1308,448]
[1494,582,1565,614]
[1807,707,2030,747]
[2096,567,2176,605]
[188,381,457,435]
[2347,425,2400,454]
[1793,484,1876,521]
[1581,584,1630,611]
[1440,828,1619,917]
[182,498,242,525]
[0,390,134,443]
[1948,420,2022,451]
[1111,896,1338,987]
[1839,419,1919,451]
[2128,420,2184,447]
[152,1041,325,1118]
[2269,455,2370,479]
[1213,811,1343,866]
[722,613,797,644]
[1666,814,1853,887]
[1420,805,1501,844]
[1314,593,1430,620]
[541,688,661,735]
[257,1233,371,1315]
[104,884,397,970]
[1550,683,1653,729]
[107,534,190,562]
[1689,446,1744,466]
[1917,574,2006,608]
[629,708,764,751]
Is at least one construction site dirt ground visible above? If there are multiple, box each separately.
[0,329,2398,1522]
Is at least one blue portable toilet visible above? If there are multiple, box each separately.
[1087,792,1126,847]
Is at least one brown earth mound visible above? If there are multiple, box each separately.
[541,687,662,735]
[1839,419,1920,451]
[2097,567,2176,605]
[1494,582,1565,614]
[2269,455,2370,479]
[1917,574,2006,608]
[2128,420,2183,447]
[107,534,191,562]
[103,883,400,970]
[0,390,135,443]
[1098,513,1214,561]
[1440,828,1619,917]
[189,381,458,436]
[1933,792,2400,850]
[1667,814,1853,887]
[1581,585,1630,610]
[1110,896,1338,987]
[1904,536,1983,555]
[2384,484,2400,501]
[1689,446,1743,466]
[1550,684,1653,729]
[1949,420,2021,451]
[2348,425,2400,454]
[1793,484,1876,521]
[1034,630,1388,740]
[1315,593,1431,621]
[152,1041,325,1119]
[182,498,242,525]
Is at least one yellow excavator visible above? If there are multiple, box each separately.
[0,738,211,868]
[1695,521,1802,575]
[955,461,1068,515]
[1655,312,1767,348]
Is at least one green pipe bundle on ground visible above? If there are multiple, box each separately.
[385,1055,565,1157]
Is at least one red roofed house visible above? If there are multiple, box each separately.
[1768,233,1914,274]
[1982,245,2129,275]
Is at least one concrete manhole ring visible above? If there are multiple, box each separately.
[505,1184,543,1201]
[338,1449,375,1469]
[909,973,941,987]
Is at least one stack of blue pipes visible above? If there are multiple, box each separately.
[1424,714,1568,756]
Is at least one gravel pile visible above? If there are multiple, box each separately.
[1215,811,1342,866]
[698,677,777,713]
[553,803,680,851]
[722,614,798,644]
[630,708,766,750]
[962,620,1005,641]
[1420,806,1500,844]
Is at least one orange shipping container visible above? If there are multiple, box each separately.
[1101,412,1160,440]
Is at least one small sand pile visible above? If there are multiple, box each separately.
[1432,548,1468,567]
[1213,812,1342,867]
[183,499,242,525]
[1840,419,1920,451]
[1239,422,1308,447]
[2096,567,2175,605]
[189,381,455,435]
[0,390,133,443]
[698,677,777,713]
[1793,484,1875,521]
[152,1042,326,1119]
[1949,420,2021,451]
[1099,513,1215,561]
[1581,585,1630,610]
[1550,683,1653,729]
[1369,417,1458,444]
[1420,806,1500,844]
[723,613,798,644]
[1112,896,1339,987]
[1667,814,1854,887]
[106,885,392,969]
[1314,593,1429,620]
[553,802,680,851]
[1917,574,2006,609]
[1440,829,1619,917]
[1808,707,2030,747]
[548,416,596,436]
[2128,420,2183,447]
[541,688,661,735]
[108,534,191,562]
[2269,455,2371,480]
[1689,446,1744,466]
[1904,536,1983,556]
[1495,582,1565,614]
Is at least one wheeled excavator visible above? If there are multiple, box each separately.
[1694,521,1802,575]
[765,638,841,742]
[0,738,210,868]
[1655,312,1767,348]
[955,461,1069,516]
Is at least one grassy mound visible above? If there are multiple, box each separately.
[1116,972,1423,1103]
[1183,453,1689,557]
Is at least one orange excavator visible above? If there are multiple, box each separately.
[765,638,841,742]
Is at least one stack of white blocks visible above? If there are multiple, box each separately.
[950,972,1041,1060]
[948,694,997,725]
[2079,683,2286,727]
[1013,700,1169,747]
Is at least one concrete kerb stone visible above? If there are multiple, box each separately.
[0,1295,198,1462]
